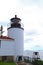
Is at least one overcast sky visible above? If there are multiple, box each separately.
[0,0,43,51]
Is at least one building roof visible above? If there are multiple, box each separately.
[0,36,14,40]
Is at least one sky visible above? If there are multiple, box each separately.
[0,0,43,51]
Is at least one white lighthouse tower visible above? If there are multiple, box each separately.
[7,15,24,61]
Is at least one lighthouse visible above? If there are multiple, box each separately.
[7,15,24,61]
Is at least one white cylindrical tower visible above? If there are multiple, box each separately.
[7,15,24,61]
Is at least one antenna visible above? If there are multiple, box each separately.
[0,25,4,36]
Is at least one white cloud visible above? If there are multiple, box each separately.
[22,3,43,50]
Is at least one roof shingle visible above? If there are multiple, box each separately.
[0,36,14,40]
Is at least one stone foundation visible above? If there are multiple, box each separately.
[0,56,13,61]
[0,56,2,61]
[7,56,13,61]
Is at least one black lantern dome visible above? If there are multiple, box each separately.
[11,15,21,23]
[8,15,24,30]
[10,15,21,28]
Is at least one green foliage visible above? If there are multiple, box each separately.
[0,61,16,65]
[32,60,43,65]
[38,60,43,65]
[32,60,39,65]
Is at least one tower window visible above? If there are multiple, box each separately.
[35,52,37,55]
[11,23,21,28]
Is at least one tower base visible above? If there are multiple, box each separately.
[14,55,24,62]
